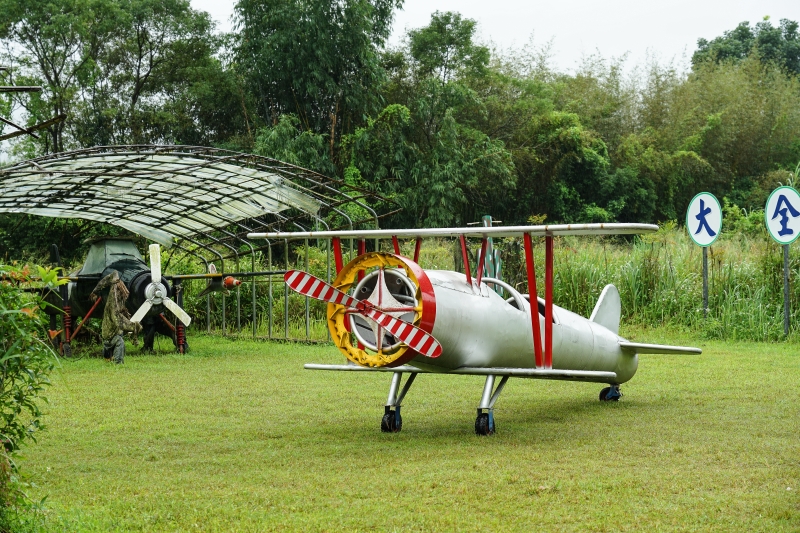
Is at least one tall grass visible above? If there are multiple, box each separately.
[180,225,799,343]
[499,224,799,341]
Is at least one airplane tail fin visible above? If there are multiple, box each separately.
[589,284,621,334]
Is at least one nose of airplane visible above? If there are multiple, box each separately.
[223,276,242,289]
[323,251,437,368]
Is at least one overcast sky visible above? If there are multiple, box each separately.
[191,0,799,71]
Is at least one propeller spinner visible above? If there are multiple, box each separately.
[130,244,192,326]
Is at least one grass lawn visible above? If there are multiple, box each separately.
[20,331,800,532]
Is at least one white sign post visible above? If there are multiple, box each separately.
[686,192,722,318]
[765,186,800,336]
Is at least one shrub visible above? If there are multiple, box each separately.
[0,264,59,530]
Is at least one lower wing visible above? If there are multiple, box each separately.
[305,364,616,383]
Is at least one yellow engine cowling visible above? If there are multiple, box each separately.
[326,252,436,368]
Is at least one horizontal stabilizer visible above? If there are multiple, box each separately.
[619,342,702,355]
[305,364,617,383]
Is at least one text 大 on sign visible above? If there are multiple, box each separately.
[765,186,800,245]
[686,192,722,247]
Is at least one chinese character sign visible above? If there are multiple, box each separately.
[686,192,722,247]
[765,186,800,245]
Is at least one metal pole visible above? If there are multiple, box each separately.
[305,239,310,340]
[252,252,256,338]
[703,247,708,319]
[284,239,289,339]
[268,245,273,338]
[784,244,790,336]
[236,256,241,334]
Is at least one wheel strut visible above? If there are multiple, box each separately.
[381,372,417,433]
[475,375,508,436]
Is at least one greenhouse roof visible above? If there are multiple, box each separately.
[0,145,389,250]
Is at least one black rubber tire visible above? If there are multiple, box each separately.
[599,386,620,402]
[475,413,494,436]
[381,412,402,433]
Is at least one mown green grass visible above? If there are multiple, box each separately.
[21,334,800,532]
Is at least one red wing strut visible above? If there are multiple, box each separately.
[284,270,442,358]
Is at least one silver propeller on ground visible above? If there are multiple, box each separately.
[130,244,192,326]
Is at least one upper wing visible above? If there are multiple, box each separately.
[619,342,702,355]
[248,223,658,241]
[305,364,616,383]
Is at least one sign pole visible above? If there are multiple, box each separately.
[703,247,708,319]
[784,244,790,336]
[686,192,722,321]
[764,186,799,338]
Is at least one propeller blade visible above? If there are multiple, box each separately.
[284,270,359,308]
[149,243,161,284]
[284,270,441,358]
[130,300,152,324]
[361,307,441,358]
[162,297,192,326]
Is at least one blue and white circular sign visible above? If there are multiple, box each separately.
[765,186,800,245]
[686,192,722,247]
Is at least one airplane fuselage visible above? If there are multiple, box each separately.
[404,270,638,383]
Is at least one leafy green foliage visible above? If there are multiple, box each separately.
[694,17,800,74]
[344,12,515,227]
[408,11,489,84]
[234,0,401,156]
[0,265,58,452]
[0,0,230,153]
[252,115,337,177]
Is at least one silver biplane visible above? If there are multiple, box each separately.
[248,224,701,435]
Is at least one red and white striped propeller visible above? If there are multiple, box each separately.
[284,270,441,358]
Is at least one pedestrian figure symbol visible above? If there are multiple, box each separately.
[770,195,800,237]
[694,199,717,237]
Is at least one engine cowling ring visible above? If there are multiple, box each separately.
[327,252,436,367]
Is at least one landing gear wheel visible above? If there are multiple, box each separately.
[475,412,495,436]
[381,409,402,433]
[599,386,622,402]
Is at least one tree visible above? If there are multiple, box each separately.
[0,0,119,152]
[70,0,225,146]
[408,11,489,85]
[1,0,228,152]
[234,0,402,161]
[693,17,800,75]
[345,12,514,227]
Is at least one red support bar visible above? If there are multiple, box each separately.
[70,296,102,341]
[62,306,72,345]
[357,240,366,281]
[459,235,472,285]
[176,322,186,354]
[413,237,422,263]
[545,235,554,369]
[332,237,344,274]
[523,233,544,368]
[159,313,176,332]
[476,238,488,287]
[391,235,401,255]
